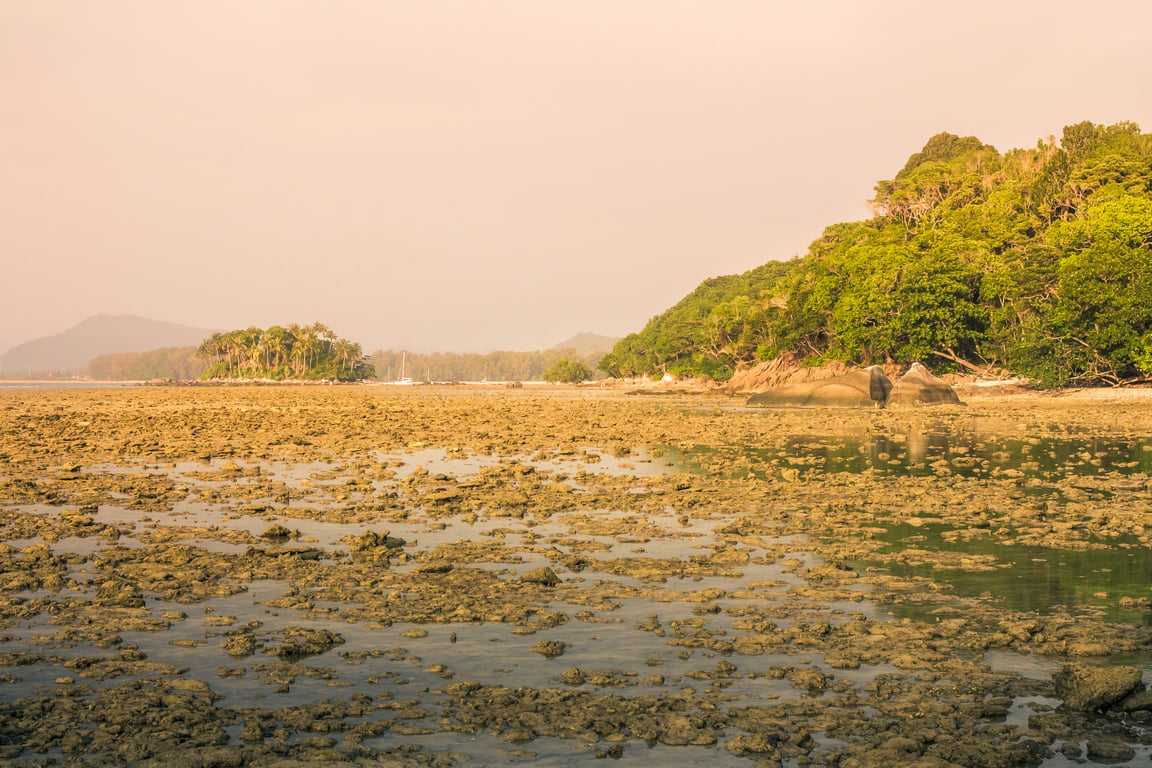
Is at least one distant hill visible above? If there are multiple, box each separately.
[553,332,619,356]
[0,315,212,377]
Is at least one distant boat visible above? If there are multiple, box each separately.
[396,352,416,385]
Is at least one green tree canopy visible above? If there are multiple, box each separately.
[543,358,593,384]
[602,122,1152,386]
[197,323,374,381]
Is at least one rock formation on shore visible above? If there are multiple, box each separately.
[746,361,963,408]
[886,362,964,407]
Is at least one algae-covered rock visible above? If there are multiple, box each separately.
[266,628,345,660]
[1086,738,1135,762]
[92,577,146,608]
[1117,689,1152,712]
[531,639,568,659]
[519,567,561,587]
[1052,662,1143,711]
[725,733,778,756]
[260,524,294,540]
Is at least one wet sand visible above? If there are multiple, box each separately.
[2,385,1152,766]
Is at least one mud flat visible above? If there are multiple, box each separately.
[2,385,1152,766]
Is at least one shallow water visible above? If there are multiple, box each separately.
[663,425,1152,627]
[866,523,1152,625]
[667,428,1152,480]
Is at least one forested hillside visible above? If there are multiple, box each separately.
[600,122,1152,386]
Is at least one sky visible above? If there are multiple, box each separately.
[3,1,1152,354]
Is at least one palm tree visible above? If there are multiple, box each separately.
[294,326,322,376]
[262,326,292,376]
[286,323,305,376]
[195,323,373,381]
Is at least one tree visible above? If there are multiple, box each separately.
[196,324,374,381]
[87,347,205,380]
[543,358,593,384]
[1032,196,1152,383]
[597,120,1152,385]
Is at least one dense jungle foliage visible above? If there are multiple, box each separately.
[197,323,374,381]
[600,121,1152,386]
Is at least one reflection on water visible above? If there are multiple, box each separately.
[864,523,1152,625]
[669,430,1152,480]
[659,424,1152,628]
[811,430,1152,478]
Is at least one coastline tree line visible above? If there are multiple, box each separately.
[86,334,605,382]
[86,347,204,381]
[599,121,1152,386]
[368,348,603,383]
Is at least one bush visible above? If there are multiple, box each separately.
[543,358,592,384]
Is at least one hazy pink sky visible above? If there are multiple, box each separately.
[3,1,1151,352]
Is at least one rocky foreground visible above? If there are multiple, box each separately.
[1,386,1152,766]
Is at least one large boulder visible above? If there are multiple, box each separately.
[885,362,963,407]
[747,366,891,408]
[724,353,853,394]
[1053,662,1144,712]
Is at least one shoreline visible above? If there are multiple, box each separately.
[4,375,1152,404]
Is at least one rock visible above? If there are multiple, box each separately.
[1117,689,1152,712]
[530,640,568,658]
[1052,663,1143,711]
[92,577,146,608]
[724,352,849,394]
[785,667,827,693]
[725,733,777,756]
[1086,738,1135,762]
[519,567,561,587]
[260,524,293,540]
[886,362,964,407]
[561,667,586,685]
[266,628,345,660]
[658,714,716,746]
[350,530,387,551]
[747,367,891,408]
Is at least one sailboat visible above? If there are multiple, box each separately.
[396,352,416,385]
